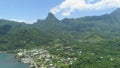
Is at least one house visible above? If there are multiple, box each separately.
[21,58,31,63]
[17,52,23,57]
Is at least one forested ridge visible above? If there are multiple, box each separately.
[0,8,120,68]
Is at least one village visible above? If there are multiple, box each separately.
[16,45,82,68]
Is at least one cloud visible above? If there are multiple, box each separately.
[50,0,120,16]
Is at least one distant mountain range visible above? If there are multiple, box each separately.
[33,8,120,38]
[0,8,120,50]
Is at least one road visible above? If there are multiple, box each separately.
[27,55,38,68]
[24,50,38,68]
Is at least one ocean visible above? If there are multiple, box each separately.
[0,53,29,68]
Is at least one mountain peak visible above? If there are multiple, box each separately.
[45,12,59,21]
[48,12,55,17]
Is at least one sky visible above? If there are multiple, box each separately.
[0,0,120,24]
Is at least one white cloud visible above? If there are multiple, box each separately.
[50,0,120,16]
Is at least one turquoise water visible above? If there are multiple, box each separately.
[0,53,29,68]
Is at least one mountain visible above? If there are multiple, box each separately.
[32,13,70,39]
[0,28,53,51]
[0,8,120,50]
[111,8,120,23]
[37,8,120,28]
[45,12,59,22]
[0,8,120,67]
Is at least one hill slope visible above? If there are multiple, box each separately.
[0,8,120,50]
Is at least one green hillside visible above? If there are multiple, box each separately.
[0,8,120,68]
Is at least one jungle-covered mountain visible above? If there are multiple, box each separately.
[0,8,120,50]
[0,8,120,68]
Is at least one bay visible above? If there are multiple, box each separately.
[0,53,29,68]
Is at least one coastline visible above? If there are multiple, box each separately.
[0,51,7,54]
[0,52,29,68]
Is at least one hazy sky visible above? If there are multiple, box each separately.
[0,0,119,24]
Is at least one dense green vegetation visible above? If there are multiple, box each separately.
[70,38,120,68]
[0,26,53,51]
[0,8,120,67]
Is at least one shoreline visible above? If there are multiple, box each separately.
[0,51,7,54]
[0,50,31,68]
[0,52,30,68]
